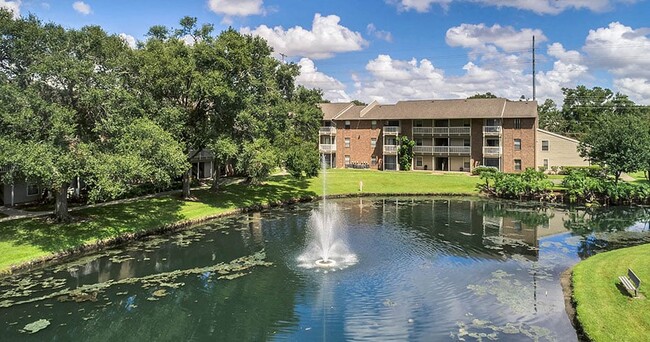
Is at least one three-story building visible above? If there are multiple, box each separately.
[319,98,538,173]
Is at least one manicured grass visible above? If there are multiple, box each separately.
[573,243,650,342]
[628,171,649,185]
[0,170,479,273]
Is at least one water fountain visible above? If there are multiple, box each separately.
[297,156,357,270]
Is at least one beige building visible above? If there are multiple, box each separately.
[535,129,590,171]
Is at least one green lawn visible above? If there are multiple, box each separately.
[628,171,649,184]
[573,243,650,342]
[0,169,479,273]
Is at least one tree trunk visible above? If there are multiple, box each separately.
[54,184,71,222]
[210,160,221,192]
[182,168,191,199]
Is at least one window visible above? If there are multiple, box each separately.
[345,137,350,148]
[371,138,377,148]
[514,159,522,171]
[415,120,423,127]
[27,184,39,196]
[416,139,423,146]
[345,120,351,129]
[514,139,521,151]
[484,158,500,168]
[344,155,350,166]
[542,140,549,151]
[543,159,549,170]
[371,155,377,165]
[514,119,521,129]
[464,160,471,170]
[416,156,423,167]
[371,120,377,129]
[464,139,470,147]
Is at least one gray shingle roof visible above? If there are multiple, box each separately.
[320,98,537,120]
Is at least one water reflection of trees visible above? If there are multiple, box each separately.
[563,206,650,258]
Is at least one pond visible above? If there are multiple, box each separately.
[1,197,648,341]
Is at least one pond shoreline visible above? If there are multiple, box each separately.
[1,192,475,277]
[560,267,590,342]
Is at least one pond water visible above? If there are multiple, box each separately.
[1,197,648,341]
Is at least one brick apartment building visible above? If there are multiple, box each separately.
[318,98,538,173]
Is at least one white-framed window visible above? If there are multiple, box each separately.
[345,120,351,129]
[514,139,521,151]
[344,155,351,165]
[514,118,521,129]
[371,138,377,148]
[371,120,377,129]
[542,140,549,151]
[27,184,39,196]
[543,159,549,170]
[416,156,423,167]
[514,159,522,171]
[345,137,350,148]
[371,155,377,165]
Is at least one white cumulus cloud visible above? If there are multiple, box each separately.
[119,33,137,49]
[72,1,91,15]
[296,58,351,102]
[241,13,368,59]
[583,22,650,78]
[614,78,650,104]
[446,23,547,52]
[367,23,393,42]
[208,0,263,16]
[388,0,640,14]
[0,0,21,18]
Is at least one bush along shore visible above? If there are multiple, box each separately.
[476,166,650,205]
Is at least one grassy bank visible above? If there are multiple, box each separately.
[0,170,479,273]
[573,243,650,341]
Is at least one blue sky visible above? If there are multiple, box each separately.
[5,0,649,104]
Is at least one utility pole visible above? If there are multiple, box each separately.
[532,35,536,101]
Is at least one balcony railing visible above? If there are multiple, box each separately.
[383,126,400,135]
[319,144,336,153]
[383,145,398,154]
[483,126,502,135]
[413,146,471,155]
[319,126,337,135]
[412,127,471,135]
[0,165,10,173]
[483,146,502,155]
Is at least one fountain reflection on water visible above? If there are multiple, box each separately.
[297,156,357,270]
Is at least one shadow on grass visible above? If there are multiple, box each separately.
[0,175,317,257]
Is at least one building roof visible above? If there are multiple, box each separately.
[536,128,581,144]
[320,98,538,120]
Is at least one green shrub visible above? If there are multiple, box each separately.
[559,165,604,177]
[471,166,499,176]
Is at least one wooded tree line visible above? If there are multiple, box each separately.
[538,85,650,182]
[0,11,323,221]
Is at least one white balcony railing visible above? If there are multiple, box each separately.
[413,127,471,135]
[412,127,433,135]
[449,127,471,135]
[319,144,336,153]
[319,126,337,135]
[483,126,502,135]
[383,126,400,135]
[413,146,471,155]
[383,145,398,154]
[483,146,502,155]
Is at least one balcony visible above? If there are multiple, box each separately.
[483,146,502,155]
[319,144,336,153]
[0,165,9,173]
[383,126,400,135]
[319,126,337,135]
[383,145,398,154]
[413,146,471,155]
[412,127,471,136]
[483,126,502,136]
